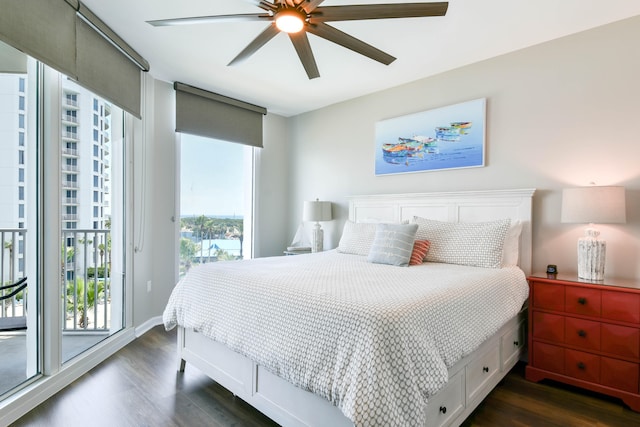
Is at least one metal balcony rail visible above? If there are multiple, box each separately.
[0,229,27,323]
[62,229,111,331]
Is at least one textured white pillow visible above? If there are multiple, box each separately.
[337,221,378,256]
[501,220,522,267]
[412,217,511,268]
[367,223,419,267]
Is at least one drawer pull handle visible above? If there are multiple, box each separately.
[513,340,519,347]
[578,297,587,305]
[577,362,586,370]
[483,366,489,373]
[578,330,587,338]
[439,406,447,414]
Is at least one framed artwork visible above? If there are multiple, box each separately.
[375,98,486,175]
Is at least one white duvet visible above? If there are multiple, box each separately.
[163,250,529,427]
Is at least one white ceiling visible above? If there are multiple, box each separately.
[82,0,640,117]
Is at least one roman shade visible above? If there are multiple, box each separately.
[174,82,267,148]
[0,0,149,118]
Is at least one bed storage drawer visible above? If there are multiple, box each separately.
[466,345,500,403]
[501,319,525,370]
[425,370,464,427]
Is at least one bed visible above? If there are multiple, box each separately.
[164,188,535,427]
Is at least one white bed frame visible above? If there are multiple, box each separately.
[176,188,536,427]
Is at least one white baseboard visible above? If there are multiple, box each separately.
[135,315,163,337]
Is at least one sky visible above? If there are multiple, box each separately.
[180,134,246,217]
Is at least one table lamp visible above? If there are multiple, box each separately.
[561,185,626,281]
[303,199,332,253]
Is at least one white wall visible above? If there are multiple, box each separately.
[287,16,640,280]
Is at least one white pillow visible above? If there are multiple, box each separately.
[412,217,511,268]
[337,221,378,256]
[501,220,522,267]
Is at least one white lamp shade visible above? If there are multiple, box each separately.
[561,186,626,224]
[303,200,332,222]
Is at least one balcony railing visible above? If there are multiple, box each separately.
[62,229,111,332]
[0,229,27,324]
[1,228,112,332]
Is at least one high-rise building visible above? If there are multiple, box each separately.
[60,79,112,280]
[0,73,28,279]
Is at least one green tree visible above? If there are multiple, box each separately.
[180,238,197,273]
[66,278,104,328]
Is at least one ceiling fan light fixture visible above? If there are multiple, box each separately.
[275,9,304,33]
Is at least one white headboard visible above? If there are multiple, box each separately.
[348,188,536,275]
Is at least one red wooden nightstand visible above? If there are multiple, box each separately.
[526,274,640,411]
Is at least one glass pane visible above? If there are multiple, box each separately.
[0,41,39,396]
[179,135,253,277]
[59,78,125,363]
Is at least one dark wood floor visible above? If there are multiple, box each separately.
[12,325,640,427]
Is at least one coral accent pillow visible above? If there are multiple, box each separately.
[409,240,431,266]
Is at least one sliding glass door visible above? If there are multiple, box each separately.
[0,40,39,396]
[0,38,128,399]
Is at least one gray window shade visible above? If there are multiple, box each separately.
[0,0,77,79]
[174,82,267,148]
[0,42,28,74]
[0,0,147,118]
[76,17,142,118]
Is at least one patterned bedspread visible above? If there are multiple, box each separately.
[163,250,529,426]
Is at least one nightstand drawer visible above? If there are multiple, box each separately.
[565,349,600,383]
[533,342,564,374]
[601,357,640,393]
[565,286,601,317]
[532,282,564,311]
[565,317,600,351]
[533,312,564,342]
[601,323,640,359]
[602,290,640,324]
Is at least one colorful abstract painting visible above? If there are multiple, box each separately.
[375,98,486,175]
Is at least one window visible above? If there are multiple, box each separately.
[93,145,99,157]
[179,134,253,275]
[19,131,24,146]
[18,186,24,200]
[18,203,24,218]
[93,175,99,187]
[93,129,98,142]
[19,95,25,110]
[18,149,24,164]
[18,77,25,92]
[18,168,24,182]
[93,160,99,172]
[18,113,25,128]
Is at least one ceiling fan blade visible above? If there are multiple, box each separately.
[228,24,280,66]
[299,0,326,13]
[306,22,395,65]
[310,2,448,22]
[147,13,270,27]
[288,32,320,79]
[244,1,277,12]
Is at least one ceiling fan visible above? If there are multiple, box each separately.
[147,1,449,79]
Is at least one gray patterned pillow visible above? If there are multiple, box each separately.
[367,223,419,267]
[412,217,511,268]
[337,221,378,256]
